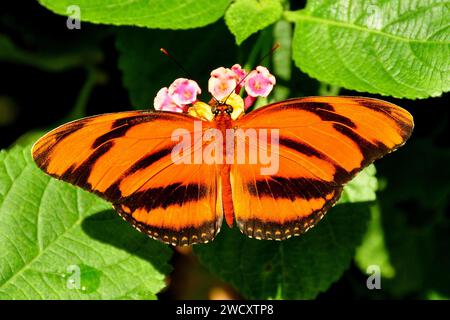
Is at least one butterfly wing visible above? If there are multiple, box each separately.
[32,111,222,245]
[231,96,413,239]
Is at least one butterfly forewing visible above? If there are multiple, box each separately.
[231,96,413,239]
[32,111,222,245]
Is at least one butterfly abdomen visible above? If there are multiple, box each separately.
[213,112,236,227]
[221,165,235,227]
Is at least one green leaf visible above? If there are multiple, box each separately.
[0,145,172,299]
[339,165,378,203]
[195,203,371,299]
[272,19,293,101]
[285,0,450,99]
[116,23,237,107]
[37,0,231,29]
[355,203,396,279]
[225,0,283,44]
[427,291,450,300]
[195,168,377,299]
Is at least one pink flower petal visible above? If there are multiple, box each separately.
[208,67,238,101]
[168,78,201,105]
[154,87,184,112]
[231,64,247,94]
[231,64,246,83]
[244,66,276,97]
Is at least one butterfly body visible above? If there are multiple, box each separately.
[32,96,413,246]
[212,112,234,228]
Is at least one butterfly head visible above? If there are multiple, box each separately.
[211,103,233,116]
[212,93,245,120]
[186,93,244,121]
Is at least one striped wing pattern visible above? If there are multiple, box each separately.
[32,96,414,246]
[32,111,222,245]
[232,96,413,240]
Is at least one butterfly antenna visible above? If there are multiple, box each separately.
[160,48,194,80]
[160,48,221,105]
[223,43,281,104]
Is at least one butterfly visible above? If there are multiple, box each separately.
[32,91,413,246]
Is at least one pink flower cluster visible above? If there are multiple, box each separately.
[154,64,276,112]
[154,78,201,113]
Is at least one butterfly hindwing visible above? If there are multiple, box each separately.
[231,96,413,239]
[32,111,222,245]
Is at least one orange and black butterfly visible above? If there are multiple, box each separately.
[32,77,413,246]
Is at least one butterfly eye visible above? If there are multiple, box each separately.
[226,105,233,114]
[211,105,219,115]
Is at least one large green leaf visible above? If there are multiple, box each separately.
[38,0,231,29]
[225,0,283,44]
[355,203,396,279]
[0,145,172,299]
[116,23,237,107]
[195,167,376,299]
[286,0,450,99]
